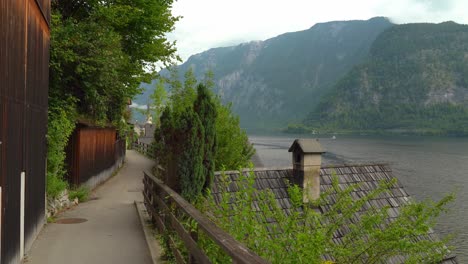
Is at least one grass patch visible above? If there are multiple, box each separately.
[69,186,90,202]
[47,174,68,199]
[47,216,56,223]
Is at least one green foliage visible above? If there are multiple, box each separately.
[52,0,179,73]
[179,109,205,201]
[196,169,453,263]
[46,172,68,199]
[47,216,57,224]
[50,10,135,123]
[307,22,468,135]
[46,0,177,197]
[69,186,90,203]
[214,102,255,170]
[46,100,76,198]
[168,67,197,115]
[154,70,254,200]
[194,84,217,190]
[49,0,178,131]
[149,80,168,126]
[202,69,254,169]
[136,79,168,125]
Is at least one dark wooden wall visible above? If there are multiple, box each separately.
[0,0,50,263]
[66,127,126,186]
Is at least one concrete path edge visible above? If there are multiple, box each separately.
[135,201,163,264]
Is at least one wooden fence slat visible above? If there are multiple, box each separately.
[153,193,211,264]
[133,141,155,159]
[169,235,186,264]
[143,171,269,264]
[169,208,211,264]
[143,193,164,232]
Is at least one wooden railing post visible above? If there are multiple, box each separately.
[189,227,199,264]
[148,176,156,226]
[134,142,155,159]
[142,171,269,264]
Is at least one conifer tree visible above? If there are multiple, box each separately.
[179,108,205,201]
[194,84,217,191]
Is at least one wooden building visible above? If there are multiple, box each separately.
[0,0,51,262]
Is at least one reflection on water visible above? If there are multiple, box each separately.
[250,134,468,261]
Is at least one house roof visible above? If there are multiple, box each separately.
[288,138,325,154]
[211,164,457,264]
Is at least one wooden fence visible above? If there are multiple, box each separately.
[142,171,268,264]
[66,126,126,187]
[133,141,155,159]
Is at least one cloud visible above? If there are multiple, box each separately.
[370,0,467,24]
[414,0,454,12]
[167,0,468,63]
[130,103,147,110]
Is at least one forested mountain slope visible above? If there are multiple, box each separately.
[305,22,468,135]
[135,17,393,128]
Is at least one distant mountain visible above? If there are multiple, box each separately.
[135,17,394,128]
[305,22,468,135]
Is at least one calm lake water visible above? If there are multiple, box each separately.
[249,134,468,261]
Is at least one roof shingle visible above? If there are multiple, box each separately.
[212,164,457,263]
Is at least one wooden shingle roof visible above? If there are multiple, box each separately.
[212,164,457,264]
[288,138,325,153]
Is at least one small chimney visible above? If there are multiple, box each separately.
[288,139,325,203]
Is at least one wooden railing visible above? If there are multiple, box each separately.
[142,171,269,264]
[132,142,154,159]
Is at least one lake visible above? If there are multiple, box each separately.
[249,134,468,261]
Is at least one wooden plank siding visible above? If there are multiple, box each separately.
[0,0,50,262]
[66,126,126,186]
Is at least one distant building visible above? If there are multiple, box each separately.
[133,122,144,136]
[136,114,156,145]
[211,139,458,263]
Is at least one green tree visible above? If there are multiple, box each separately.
[306,22,468,135]
[149,80,168,126]
[154,69,254,197]
[50,0,178,123]
[47,0,178,196]
[168,67,198,114]
[46,100,77,198]
[194,84,217,190]
[203,70,215,90]
[200,69,255,170]
[179,109,205,201]
[214,101,255,170]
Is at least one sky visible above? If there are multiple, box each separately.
[167,0,468,63]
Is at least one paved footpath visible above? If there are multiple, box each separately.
[27,150,155,264]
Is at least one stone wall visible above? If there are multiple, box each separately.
[46,191,78,218]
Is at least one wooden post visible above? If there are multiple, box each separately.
[150,179,156,226]
[189,227,199,264]
[20,172,25,259]
[0,186,2,263]
[143,171,268,264]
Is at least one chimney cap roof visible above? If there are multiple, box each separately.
[288,139,325,154]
